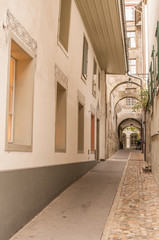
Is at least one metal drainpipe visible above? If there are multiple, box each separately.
[120,0,129,72]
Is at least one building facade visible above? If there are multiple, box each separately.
[145,0,159,185]
[0,0,126,239]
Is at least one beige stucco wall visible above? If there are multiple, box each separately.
[0,0,106,170]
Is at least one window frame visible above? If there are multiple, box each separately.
[57,0,72,55]
[5,32,35,152]
[127,31,136,48]
[81,36,88,82]
[126,97,136,106]
[125,5,135,22]
[129,59,136,74]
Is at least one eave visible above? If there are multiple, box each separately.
[75,0,127,74]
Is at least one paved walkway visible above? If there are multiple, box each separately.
[102,151,159,240]
[10,150,159,240]
[10,150,128,240]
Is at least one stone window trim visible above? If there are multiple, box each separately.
[5,32,35,152]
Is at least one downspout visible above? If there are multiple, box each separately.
[120,0,129,73]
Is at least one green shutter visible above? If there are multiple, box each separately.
[149,62,153,105]
[152,45,155,95]
[148,76,150,110]
[157,21,159,83]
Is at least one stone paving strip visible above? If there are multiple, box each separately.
[101,152,159,240]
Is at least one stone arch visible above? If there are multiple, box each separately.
[114,96,139,111]
[118,118,142,128]
[110,81,141,96]
[122,125,141,131]
[118,118,142,148]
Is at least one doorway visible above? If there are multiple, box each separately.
[96,118,100,161]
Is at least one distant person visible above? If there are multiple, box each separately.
[137,139,141,150]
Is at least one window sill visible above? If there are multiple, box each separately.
[78,150,84,154]
[55,149,66,153]
[57,41,69,58]
[5,143,32,152]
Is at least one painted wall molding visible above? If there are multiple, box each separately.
[77,90,85,106]
[55,64,68,90]
[6,9,37,54]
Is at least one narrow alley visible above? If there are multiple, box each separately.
[1,0,159,239]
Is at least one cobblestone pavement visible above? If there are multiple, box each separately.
[102,152,159,240]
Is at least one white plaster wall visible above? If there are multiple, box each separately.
[0,0,105,170]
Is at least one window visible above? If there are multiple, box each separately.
[6,37,35,151]
[130,134,137,147]
[98,71,100,91]
[127,32,136,48]
[129,59,136,74]
[92,60,97,97]
[82,36,88,80]
[78,103,84,153]
[58,0,72,52]
[55,82,67,152]
[126,98,136,106]
[125,6,135,22]
[8,57,15,143]
[91,114,95,152]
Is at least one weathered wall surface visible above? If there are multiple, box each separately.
[147,0,159,186]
